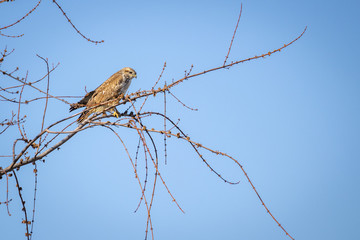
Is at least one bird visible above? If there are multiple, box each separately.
[70,67,137,122]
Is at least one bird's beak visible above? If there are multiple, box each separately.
[134,74,137,79]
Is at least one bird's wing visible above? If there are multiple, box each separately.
[87,72,123,107]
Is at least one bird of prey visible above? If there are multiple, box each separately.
[70,67,137,122]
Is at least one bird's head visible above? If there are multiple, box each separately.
[122,67,137,79]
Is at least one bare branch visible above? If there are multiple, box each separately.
[0,0,41,31]
[13,171,31,239]
[0,32,24,38]
[36,55,51,153]
[51,0,104,44]
[0,4,306,240]
[223,3,242,66]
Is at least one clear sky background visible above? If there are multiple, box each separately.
[1,0,360,240]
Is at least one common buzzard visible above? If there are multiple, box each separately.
[70,67,137,122]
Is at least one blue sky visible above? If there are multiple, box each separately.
[1,0,360,239]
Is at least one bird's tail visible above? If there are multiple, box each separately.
[69,90,96,112]
[69,103,80,112]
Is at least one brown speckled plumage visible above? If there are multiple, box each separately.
[70,67,137,122]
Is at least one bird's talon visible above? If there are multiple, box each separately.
[113,111,119,118]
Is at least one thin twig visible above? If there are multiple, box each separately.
[139,61,166,112]
[29,164,38,240]
[163,82,167,164]
[36,55,51,153]
[223,3,242,66]
[0,0,41,30]
[13,171,31,239]
[51,0,104,44]
[0,32,24,38]
[102,126,154,240]
[17,72,27,140]
[167,89,198,111]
